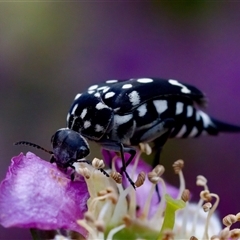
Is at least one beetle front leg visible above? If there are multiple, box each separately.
[99,139,136,189]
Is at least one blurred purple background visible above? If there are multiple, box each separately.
[1,2,240,239]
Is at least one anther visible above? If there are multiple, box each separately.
[108,193,118,204]
[78,167,91,179]
[106,187,114,193]
[84,212,95,223]
[147,172,160,184]
[162,229,174,240]
[235,212,240,221]
[95,220,105,233]
[210,236,220,240]
[110,171,122,184]
[196,175,208,187]
[152,164,165,176]
[97,190,108,196]
[122,215,132,227]
[172,159,184,174]
[219,228,231,239]
[92,157,105,169]
[190,237,198,240]
[135,171,146,187]
[203,202,212,212]
[222,214,237,227]
[181,189,190,202]
[230,229,240,239]
[139,142,152,155]
[200,190,212,202]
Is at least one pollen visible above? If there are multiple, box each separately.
[134,171,146,187]
[222,214,237,227]
[181,189,190,202]
[200,190,212,202]
[110,171,122,184]
[203,202,212,212]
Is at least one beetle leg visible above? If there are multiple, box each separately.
[50,155,56,163]
[99,139,136,189]
[118,143,136,189]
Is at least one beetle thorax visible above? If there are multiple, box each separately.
[68,93,114,141]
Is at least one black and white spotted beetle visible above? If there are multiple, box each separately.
[15,128,109,180]
[66,78,240,187]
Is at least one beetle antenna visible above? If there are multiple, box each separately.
[14,141,53,155]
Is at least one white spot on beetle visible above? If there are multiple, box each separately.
[198,111,214,128]
[196,111,201,121]
[106,79,118,83]
[88,90,95,94]
[153,100,168,115]
[80,108,87,119]
[98,86,108,91]
[176,102,184,115]
[88,85,98,91]
[95,124,104,132]
[168,79,191,94]
[94,92,100,97]
[66,113,70,122]
[103,87,110,93]
[188,126,198,137]
[122,84,133,89]
[187,105,193,117]
[71,104,78,114]
[114,114,133,126]
[137,104,147,117]
[175,125,187,138]
[105,91,115,99]
[96,102,108,110]
[137,78,153,83]
[84,121,91,129]
[74,93,81,100]
[128,91,140,106]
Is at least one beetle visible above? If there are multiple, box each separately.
[15,128,109,179]
[66,78,240,187]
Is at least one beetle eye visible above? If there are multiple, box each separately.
[77,146,89,159]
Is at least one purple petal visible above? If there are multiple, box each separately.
[102,149,179,217]
[0,152,89,236]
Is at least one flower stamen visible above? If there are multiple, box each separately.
[202,192,220,239]
[172,160,185,199]
[191,175,209,235]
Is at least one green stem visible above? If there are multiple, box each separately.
[157,194,186,240]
